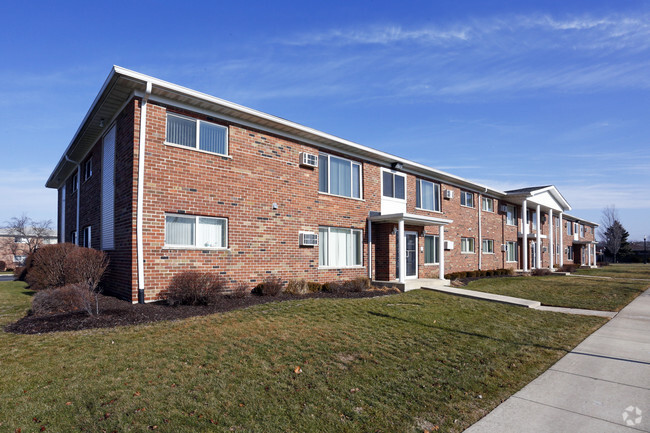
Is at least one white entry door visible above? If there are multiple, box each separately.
[397,232,418,279]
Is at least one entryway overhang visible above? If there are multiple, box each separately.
[368,213,453,284]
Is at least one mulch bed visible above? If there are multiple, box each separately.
[5,289,400,335]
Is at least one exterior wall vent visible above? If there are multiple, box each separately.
[299,231,318,246]
[300,152,318,168]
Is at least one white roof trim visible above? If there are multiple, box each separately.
[369,213,453,226]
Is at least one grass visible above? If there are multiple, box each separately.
[575,263,650,280]
[466,274,648,311]
[0,281,607,432]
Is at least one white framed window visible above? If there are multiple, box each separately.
[460,191,474,208]
[318,227,363,268]
[530,210,537,230]
[382,170,405,200]
[461,237,475,254]
[482,239,494,254]
[318,153,362,199]
[424,235,439,264]
[165,214,228,249]
[71,230,77,245]
[567,247,574,260]
[101,124,116,250]
[481,197,493,212]
[555,217,560,227]
[556,244,560,255]
[580,224,584,237]
[416,179,440,211]
[84,158,92,181]
[166,113,228,156]
[82,226,91,248]
[566,221,572,235]
[505,205,516,226]
[506,241,518,262]
[71,172,79,193]
[13,255,27,266]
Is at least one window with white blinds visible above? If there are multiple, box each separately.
[60,184,66,243]
[166,113,228,155]
[101,125,116,250]
[165,214,227,248]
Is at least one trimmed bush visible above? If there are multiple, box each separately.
[166,271,226,306]
[307,281,322,292]
[559,264,578,273]
[228,282,250,298]
[348,276,371,292]
[285,279,309,295]
[322,281,345,293]
[0,260,6,272]
[25,243,78,290]
[252,276,284,296]
[531,268,552,276]
[31,284,93,316]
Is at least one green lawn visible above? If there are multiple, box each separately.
[466,274,648,311]
[575,263,650,280]
[0,281,605,433]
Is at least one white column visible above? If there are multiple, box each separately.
[522,200,528,272]
[368,219,372,279]
[478,194,482,271]
[438,225,445,280]
[398,219,406,283]
[588,242,592,267]
[592,244,597,267]
[536,204,542,269]
[559,212,564,267]
[549,209,554,270]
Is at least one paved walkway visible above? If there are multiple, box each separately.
[464,288,650,432]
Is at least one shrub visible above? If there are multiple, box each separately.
[307,281,322,292]
[285,279,309,295]
[531,268,552,276]
[322,280,345,293]
[31,284,94,316]
[14,253,35,282]
[597,261,609,267]
[0,260,6,272]
[228,282,250,298]
[348,276,372,292]
[25,243,78,290]
[252,276,284,296]
[6,268,14,272]
[64,247,109,292]
[166,271,226,306]
[559,264,577,273]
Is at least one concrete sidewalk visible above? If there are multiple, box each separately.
[465,288,650,432]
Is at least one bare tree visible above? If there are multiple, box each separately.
[3,213,53,256]
[600,205,625,263]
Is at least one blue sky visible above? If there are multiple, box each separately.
[1,0,648,239]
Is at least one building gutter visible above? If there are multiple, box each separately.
[64,155,80,245]
[136,82,152,304]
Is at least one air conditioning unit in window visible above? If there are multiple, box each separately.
[501,244,507,252]
[299,231,318,246]
[443,190,454,199]
[499,205,508,213]
[300,152,318,168]
[543,246,548,252]
[443,240,454,250]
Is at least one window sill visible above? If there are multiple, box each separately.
[483,252,494,255]
[163,246,230,251]
[423,263,440,266]
[460,205,475,209]
[415,207,442,214]
[461,252,476,254]
[318,265,365,270]
[506,260,518,263]
[164,141,232,158]
[318,191,365,201]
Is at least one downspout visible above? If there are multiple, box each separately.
[136,82,152,304]
[64,155,81,245]
[367,217,372,280]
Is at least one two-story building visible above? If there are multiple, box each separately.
[46,67,597,303]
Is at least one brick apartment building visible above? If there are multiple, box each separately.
[46,67,598,303]
[0,228,57,268]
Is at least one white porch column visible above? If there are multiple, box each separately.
[588,242,592,267]
[438,225,445,280]
[592,244,597,267]
[536,204,542,269]
[549,209,554,270]
[367,219,372,279]
[559,212,564,267]
[398,219,406,283]
[522,200,528,272]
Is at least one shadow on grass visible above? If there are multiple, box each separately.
[21,290,35,297]
[367,310,572,353]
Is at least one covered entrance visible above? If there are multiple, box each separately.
[368,212,452,283]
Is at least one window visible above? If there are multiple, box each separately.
[318,153,362,199]
[460,191,474,208]
[482,239,494,254]
[165,214,227,248]
[530,210,537,230]
[574,223,579,234]
[13,255,27,266]
[566,221,572,235]
[166,113,228,155]
[318,227,363,268]
[424,235,439,264]
[556,244,560,255]
[505,205,516,226]
[82,226,91,248]
[416,179,440,211]
[382,170,405,200]
[71,172,78,193]
[101,125,116,250]
[84,158,92,181]
[580,224,584,237]
[567,247,574,260]
[461,237,475,253]
[71,231,77,245]
[555,217,560,227]
[506,241,518,262]
[481,197,493,212]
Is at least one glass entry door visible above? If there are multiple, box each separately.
[397,232,418,279]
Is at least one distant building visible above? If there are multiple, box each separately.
[0,228,58,267]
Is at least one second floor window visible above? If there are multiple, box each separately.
[382,171,405,200]
[506,205,516,225]
[416,179,440,211]
[567,221,572,235]
[318,153,361,199]
[482,197,493,212]
[166,113,228,155]
[71,172,79,193]
[84,158,92,181]
[460,191,474,208]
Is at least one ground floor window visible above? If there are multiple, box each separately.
[567,247,574,260]
[82,226,91,248]
[461,237,475,253]
[319,227,362,267]
[165,214,227,248]
[71,230,77,245]
[506,241,517,262]
[482,239,494,254]
[424,235,439,264]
